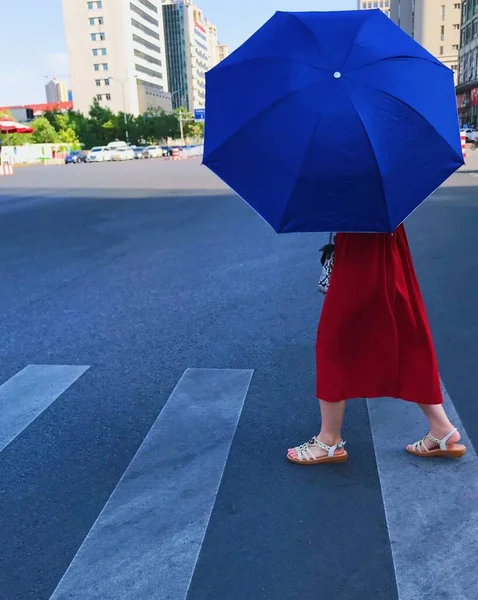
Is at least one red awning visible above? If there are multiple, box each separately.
[0,120,33,134]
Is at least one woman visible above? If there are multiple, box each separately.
[287,225,466,465]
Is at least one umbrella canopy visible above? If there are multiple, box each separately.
[0,120,33,134]
[203,10,463,233]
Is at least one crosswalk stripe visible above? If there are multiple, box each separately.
[0,364,90,453]
[367,384,478,599]
[49,367,254,600]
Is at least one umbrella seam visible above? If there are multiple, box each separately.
[288,13,331,69]
[347,79,464,167]
[278,107,325,233]
[204,81,325,160]
[340,13,370,73]
[346,55,448,76]
[346,95,392,231]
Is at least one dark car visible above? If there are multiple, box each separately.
[65,151,87,164]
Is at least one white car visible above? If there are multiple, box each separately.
[146,145,161,158]
[87,147,112,162]
[461,129,478,142]
[110,147,135,161]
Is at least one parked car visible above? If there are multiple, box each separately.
[86,147,112,162]
[110,147,135,161]
[65,151,87,164]
[146,145,162,158]
[461,128,478,142]
[132,146,149,159]
[161,146,172,157]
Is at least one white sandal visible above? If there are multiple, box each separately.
[287,437,348,465]
[407,427,466,458]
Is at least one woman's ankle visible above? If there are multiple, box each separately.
[318,431,342,446]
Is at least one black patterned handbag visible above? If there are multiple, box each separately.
[318,233,335,295]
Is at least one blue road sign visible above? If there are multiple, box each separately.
[194,108,206,122]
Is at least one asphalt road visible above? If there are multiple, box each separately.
[1,156,478,600]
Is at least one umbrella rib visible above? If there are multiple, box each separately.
[340,16,369,73]
[347,95,391,231]
[288,13,331,68]
[205,81,325,159]
[346,55,447,75]
[278,106,325,232]
[349,79,464,166]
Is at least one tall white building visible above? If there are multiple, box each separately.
[357,0,391,18]
[61,0,171,116]
[358,0,460,82]
[162,0,225,111]
[45,78,69,103]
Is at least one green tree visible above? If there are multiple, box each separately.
[30,117,60,144]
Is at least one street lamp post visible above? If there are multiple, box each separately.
[171,90,188,145]
[111,75,137,143]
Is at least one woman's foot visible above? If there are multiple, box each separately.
[287,434,347,465]
[406,427,467,458]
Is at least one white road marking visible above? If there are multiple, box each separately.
[0,364,90,452]
[49,368,254,600]
[368,384,478,600]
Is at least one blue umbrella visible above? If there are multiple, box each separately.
[203,10,463,233]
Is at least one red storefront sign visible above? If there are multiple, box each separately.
[471,88,478,105]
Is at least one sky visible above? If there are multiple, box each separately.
[0,0,355,107]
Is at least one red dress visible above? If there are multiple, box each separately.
[316,224,443,405]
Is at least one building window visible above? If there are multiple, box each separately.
[454,2,461,7]
[131,18,160,40]
[134,48,162,66]
[89,17,104,25]
[137,0,157,12]
[454,23,460,28]
[441,25,445,40]
[453,44,460,49]
[93,48,98,56]
[97,94,103,100]
[104,78,110,85]
[91,32,106,41]
[94,63,100,71]
[87,1,93,8]
[88,0,102,7]
[135,63,163,79]
[97,1,102,7]
[452,64,458,70]
[132,33,161,53]
[101,48,107,55]
[102,63,108,70]
[441,5,446,20]
[129,3,159,26]
[95,79,101,86]
[105,94,111,101]
[440,45,444,55]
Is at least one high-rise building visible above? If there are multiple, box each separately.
[358,1,460,84]
[390,0,460,81]
[215,43,229,64]
[162,0,224,111]
[357,0,391,18]
[162,0,208,111]
[456,1,478,125]
[61,0,171,116]
[45,78,69,103]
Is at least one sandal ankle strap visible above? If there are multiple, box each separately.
[296,437,346,460]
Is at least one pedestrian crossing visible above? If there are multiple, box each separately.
[0,364,477,599]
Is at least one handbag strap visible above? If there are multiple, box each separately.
[328,232,334,244]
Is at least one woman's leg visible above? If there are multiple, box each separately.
[407,403,461,451]
[288,400,346,459]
